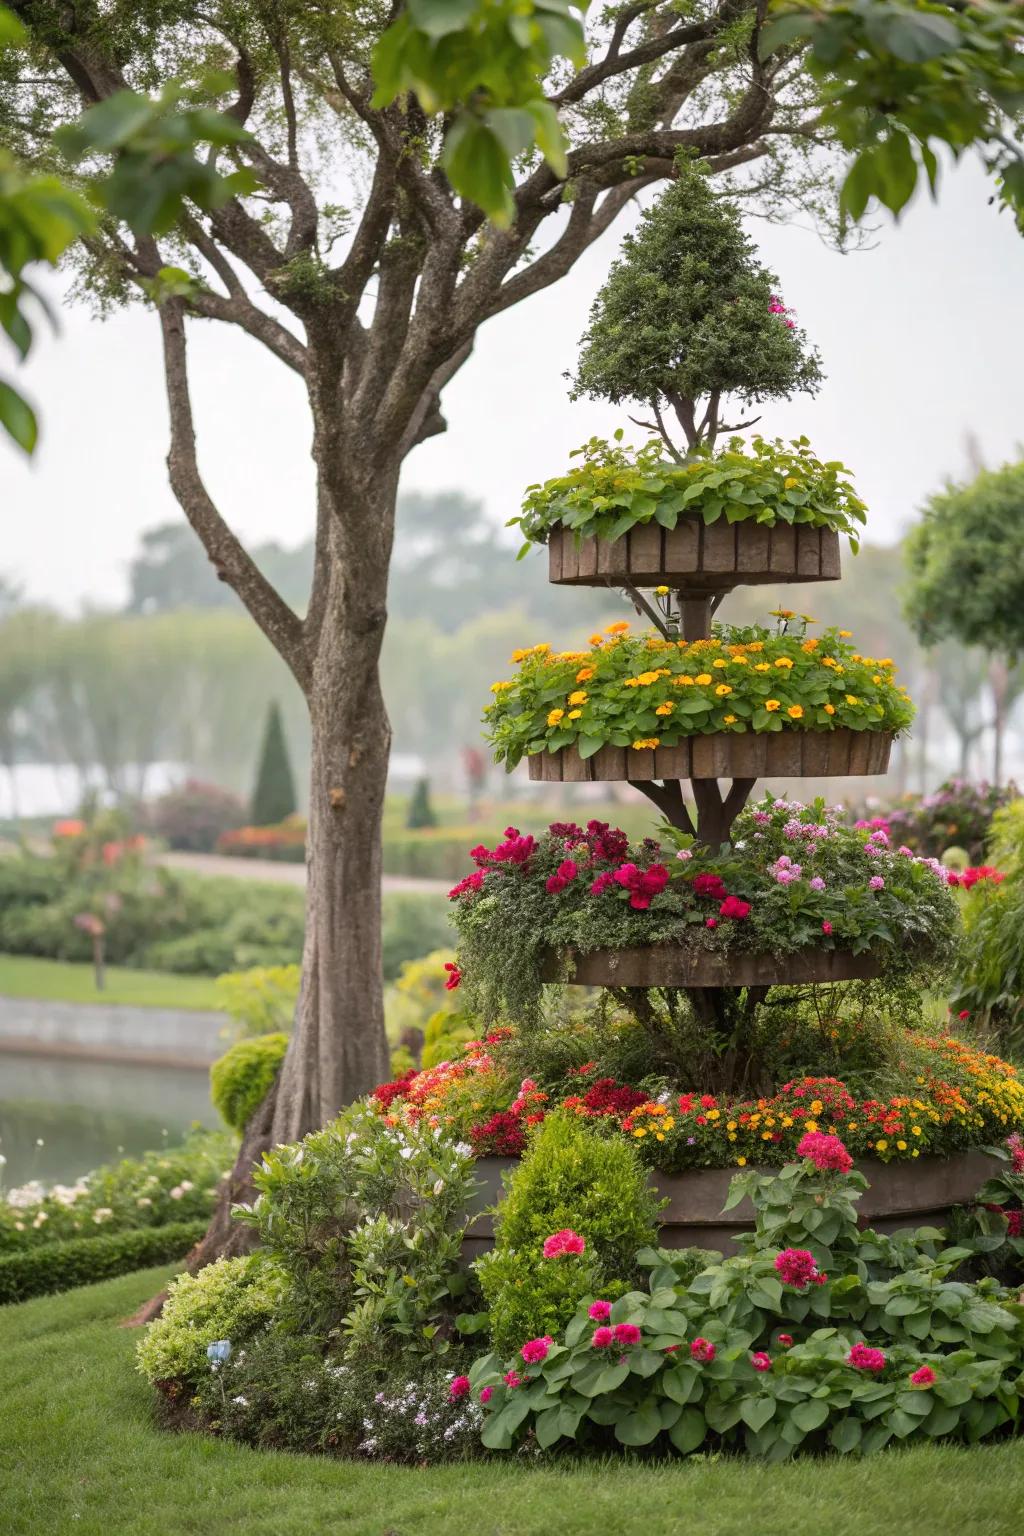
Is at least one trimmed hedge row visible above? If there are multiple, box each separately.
[381,831,483,882]
[0,1220,206,1306]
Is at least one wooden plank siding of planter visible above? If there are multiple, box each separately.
[547,519,842,590]
[538,945,881,989]
[528,729,894,784]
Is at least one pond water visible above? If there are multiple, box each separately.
[0,1054,219,1188]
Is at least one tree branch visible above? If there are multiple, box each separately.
[157,296,309,689]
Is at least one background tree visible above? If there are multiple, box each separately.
[903,459,1024,783]
[4,0,851,1269]
[571,161,824,454]
[251,702,297,827]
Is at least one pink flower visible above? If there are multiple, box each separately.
[909,1365,936,1387]
[719,894,751,921]
[591,1326,614,1348]
[448,870,484,900]
[796,1131,853,1174]
[590,871,616,895]
[1010,1133,1024,1174]
[588,1300,612,1321]
[480,1385,493,1404]
[449,1375,471,1400]
[705,917,718,929]
[868,875,885,891]
[612,1323,641,1346]
[848,1343,886,1373]
[542,1228,586,1258]
[751,1352,772,1372]
[777,1334,793,1348]
[774,1248,820,1289]
[1007,1209,1023,1238]
[503,1370,522,1389]
[521,1335,553,1365]
[821,920,833,935]
[690,1337,716,1363]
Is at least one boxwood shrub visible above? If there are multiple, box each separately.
[0,1220,206,1305]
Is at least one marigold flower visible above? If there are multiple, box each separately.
[715,684,732,697]
[568,690,587,706]
[631,738,660,750]
[655,702,674,716]
[576,667,594,683]
[606,621,630,634]
[787,704,803,719]
[774,657,794,669]
[824,703,836,715]
[547,708,564,726]
[695,672,713,686]
[765,699,781,712]
[724,714,737,724]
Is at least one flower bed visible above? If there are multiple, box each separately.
[217,819,307,861]
[446,797,959,1024]
[485,617,912,771]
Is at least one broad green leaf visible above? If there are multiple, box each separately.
[0,378,38,453]
[668,1406,706,1454]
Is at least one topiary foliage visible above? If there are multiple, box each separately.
[250,701,297,827]
[477,1112,661,1359]
[210,1032,289,1132]
[136,1253,281,1387]
[571,161,824,452]
[406,776,437,830]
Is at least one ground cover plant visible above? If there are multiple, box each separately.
[485,618,912,769]
[446,796,959,1029]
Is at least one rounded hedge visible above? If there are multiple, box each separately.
[210,1033,289,1132]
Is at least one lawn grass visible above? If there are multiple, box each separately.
[3,1267,1024,1536]
[0,955,223,1012]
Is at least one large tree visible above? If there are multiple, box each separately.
[4,0,842,1254]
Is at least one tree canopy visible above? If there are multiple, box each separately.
[571,162,824,451]
[903,459,1024,658]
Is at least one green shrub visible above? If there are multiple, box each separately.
[406,777,437,830]
[0,1220,206,1305]
[382,829,498,882]
[381,892,453,980]
[210,1033,289,1131]
[477,1113,661,1358]
[215,964,300,1040]
[137,1252,282,1386]
[251,700,298,825]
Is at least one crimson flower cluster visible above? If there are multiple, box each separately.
[775,1247,828,1289]
[795,1130,854,1173]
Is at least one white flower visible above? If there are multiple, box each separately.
[35,1138,44,1147]
[454,1142,473,1160]
[137,1197,153,1208]
[432,1179,445,1196]
[92,1207,113,1223]
[32,1211,48,1228]
[399,1147,415,1161]
[232,1396,249,1407]
[169,1186,184,1199]
[0,1153,6,1166]
[179,1180,194,1193]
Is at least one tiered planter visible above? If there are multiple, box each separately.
[539,944,881,989]
[547,519,841,590]
[463,1150,999,1261]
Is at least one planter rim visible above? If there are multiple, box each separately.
[547,518,842,591]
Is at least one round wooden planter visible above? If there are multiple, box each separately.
[462,1149,999,1261]
[538,944,881,990]
[547,519,841,591]
[527,729,894,783]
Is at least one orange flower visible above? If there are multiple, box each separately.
[765,699,781,712]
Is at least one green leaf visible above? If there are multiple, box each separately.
[740,1395,776,1433]
[0,379,38,453]
[668,1406,706,1454]
[830,1417,862,1453]
[791,1397,830,1433]
[407,0,478,38]
[534,1404,566,1450]
[615,1401,664,1447]
[759,11,813,57]
[662,1366,699,1405]
[441,115,514,225]
[865,10,960,63]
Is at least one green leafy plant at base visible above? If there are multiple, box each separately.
[476,1113,661,1359]
[514,434,866,552]
[0,1219,206,1305]
[214,964,300,1041]
[485,619,913,770]
[136,1253,282,1387]
[468,1145,1024,1458]
[210,1034,289,1132]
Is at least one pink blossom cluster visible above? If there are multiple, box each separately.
[521,1335,553,1365]
[848,1343,886,1373]
[796,1130,854,1173]
[769,855,802,885]
[542,1228,586,1258]
[1008,1133,1024,1175]
[769,294,797,330]
[545,859,579,895]
[592,1322,641,1348]
[909,1365,936,1387]
[690,1337,716,1363]
[590,861,669,910]
[774,1247,827,1289]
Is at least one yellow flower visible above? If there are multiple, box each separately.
[632,1127,647,1138]
[765,699,781,712]
[754,662,771,673]
[568,690,587,706]
[872,674,882,685]
[845,694,859,706]
[800,614,817,624]
[804,1120,818,1134]
[715,684,732,697]
[723,714,737,724]
[774,657,794,670]
[655,585,670,596]
[730,654,749,665]
[655,702,674,716]
[896,1140,907,1151]
[511,649,527,663]
[576,667,594,683]
[823,703,836,715]
[490,680,513,692]
[747,642,764,652]
[783,477,799,489]
[568,709,582,720]
[674,674,694,686]
[787,704,803,719]
[838,630,852,638]
[632,737,660,750]
[713,658,728,669]
[637,671,661,686]
[736,1156,747,1166]
[588,633,603,646]
[875,1139,888,1152]
[547,709,564,726]
[770,608,796,619]
[821,656,837,669]
[695,673,713,686]
[606,620,630,634]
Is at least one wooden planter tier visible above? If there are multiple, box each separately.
[463,1149,998,1260]
[547,518,841,591]
[538,944,881,989]
[527,728,894,783]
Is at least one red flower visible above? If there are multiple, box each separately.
[543,1228,586,1258]
[588,1300,612,1321]
[750,1352,772,1372]
[848,1343,886,1373]
[821,920,833,935]
[719,895,751,920]
[692,873,727,900]
[909,1365,936,1387]
[449,1375,471,1400]
[612,1323,641,1346]
[795,1130,853,1173]
[521,1336,553,1365]
[690,1337,715,1363]
[774,1248,820,1289]
[777,1334,793,1348]
[480,1385,493,1404]
[443,962,462,991]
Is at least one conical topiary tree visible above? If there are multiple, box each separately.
[406,776,437,830]
[251,702,297,827]
[571,161,824,455]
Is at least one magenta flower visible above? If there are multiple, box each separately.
[612,1323,641,1346]
[869,875,885,891]
[848,1343,886,1373]
[796,1130,853,1174]
[777,1334,794,1348]
[503,1370,522,1389]
[774,1248,820,1289]
[542,1228,586,1258]
[480,1385,493,1404]
[750,1352,772,1373]
[521,1335,553,1365]
[690,1337,716,1363]
[909,1365,936,1387]
[591,1326,614,1349]
[588,1299,612,1321]
[449,1375,471,1400]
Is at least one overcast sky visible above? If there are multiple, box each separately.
[3,155,1022,611]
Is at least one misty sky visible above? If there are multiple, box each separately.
[3,155,1022,611]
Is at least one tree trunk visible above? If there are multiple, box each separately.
[989,655,1008,787]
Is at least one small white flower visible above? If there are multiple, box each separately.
[432,1179,445,1196]
[232,1395,249,1407]
[137,1197,153,1208]
[92,1207,113,1223]
[32,1211,48,1228]
[169,1186,183,1199]
[675,848,693,862]
[35,1138,44,1147]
